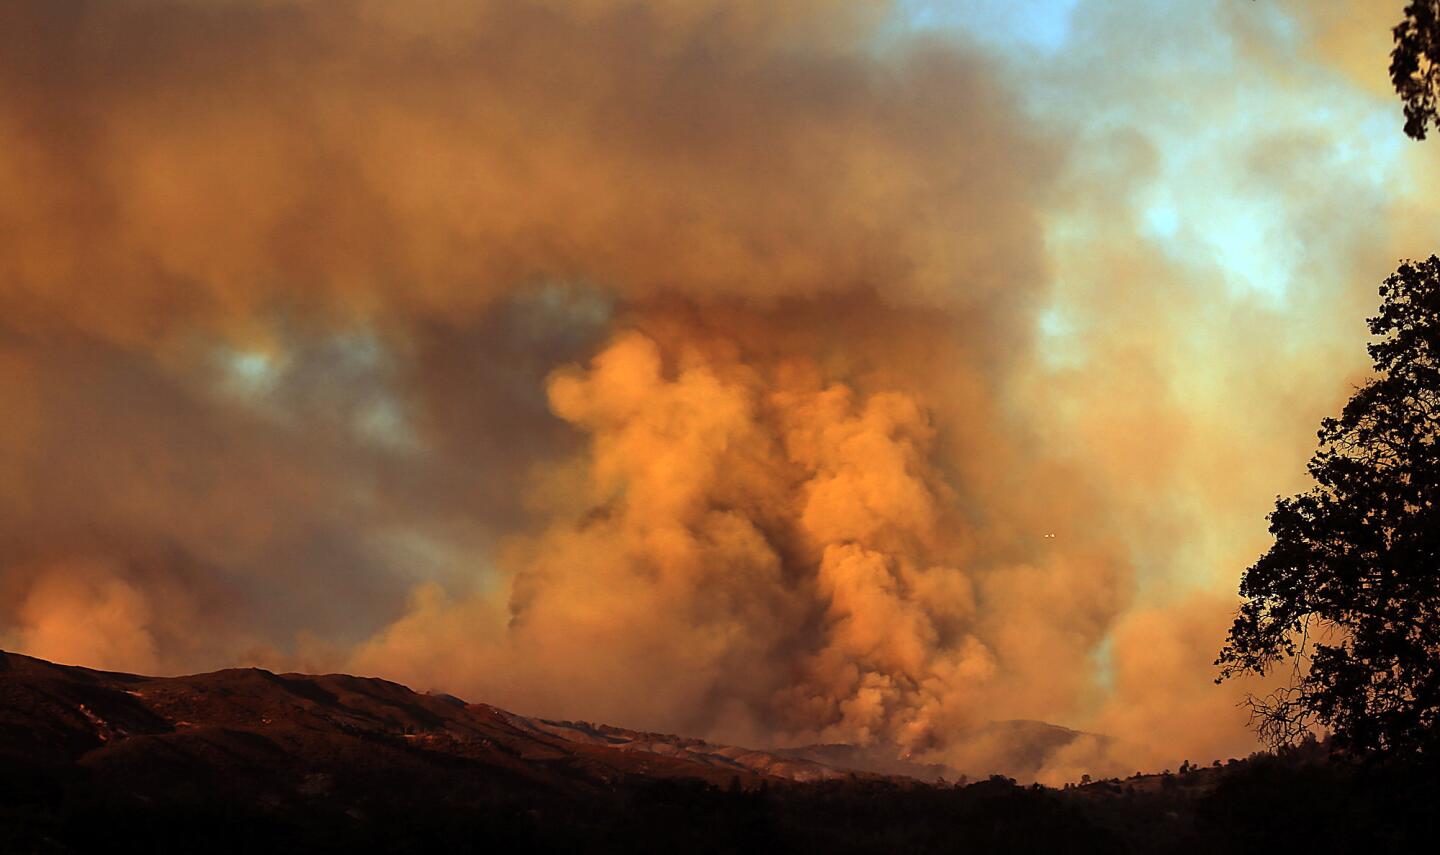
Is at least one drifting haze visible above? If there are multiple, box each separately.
[2,0,1435,782]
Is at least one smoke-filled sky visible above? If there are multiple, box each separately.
[2,0,1436,782]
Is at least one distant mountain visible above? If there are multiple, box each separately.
[776,721,1090,784]
[970,719,1093,779]
[497,714,857,783]
[776,742,956,781]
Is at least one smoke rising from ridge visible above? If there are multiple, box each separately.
[1,0,1429,781]
[355,304,1130,765]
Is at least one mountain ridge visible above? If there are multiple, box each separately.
[0,649,882,790]
[1,649,1095,787]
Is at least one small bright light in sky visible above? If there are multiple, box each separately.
[221,349,280,395]
[356,396,419,452]
[214,331,421,453]
[1142,203,1180,241]
[897,0,1079,51]
[1199,201,1295,301]
[1037,305,1067,339]
[1036,304,1084,370]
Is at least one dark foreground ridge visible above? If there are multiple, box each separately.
[3,650,1438,854]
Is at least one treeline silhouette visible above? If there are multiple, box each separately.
[6,742,1440,854]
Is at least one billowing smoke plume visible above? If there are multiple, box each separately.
[1,0,1427,781]
[355,305,1130,763]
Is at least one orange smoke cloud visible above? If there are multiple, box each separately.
[2,0,1415,782]
[357,312,1130,772]
[0,0,1046,347]
[9,562,160,674]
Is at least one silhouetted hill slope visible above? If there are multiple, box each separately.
[0,649,856,793]
[5,650,1440,854]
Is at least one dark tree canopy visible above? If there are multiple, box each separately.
[1219,257,1440,754]
[1392,1,1440,140]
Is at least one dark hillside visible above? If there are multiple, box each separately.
[4,650,1438,854]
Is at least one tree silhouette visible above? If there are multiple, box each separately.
[1218,257,1440,754]
[1392,1,1440,140]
